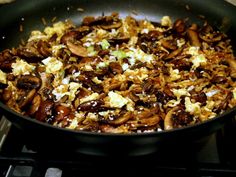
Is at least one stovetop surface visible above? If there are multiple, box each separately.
[1,115,236,177]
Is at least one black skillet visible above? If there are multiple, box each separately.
[0,0,236,156]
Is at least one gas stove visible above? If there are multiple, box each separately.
[0,115,236,177]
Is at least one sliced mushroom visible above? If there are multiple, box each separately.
[166,47,183,59]
[54,105,71,122]
[35,100,54,122]
[108,111,133,125]
[82,14,122,30]
[67,41,89,57]
[161,40,177,51]
[78,100,104,112]
[27,94,42,115]
[2,89,12,102]
[0,49,16,72]
[109,62,123,74]
[101,21,122,30]
[187,24,201,47]
[226,58,236,78]
[164,107,179,130]
[173,19,185,33]
[17,41,45,62]
[17,75,41,90]
[136,107,159,119]
[60,26,91,44]
[37,40,51,57]
[18,89,36,109]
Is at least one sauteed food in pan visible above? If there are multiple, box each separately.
[0,13,236,133]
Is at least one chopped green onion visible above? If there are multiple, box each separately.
[101,39,110,50]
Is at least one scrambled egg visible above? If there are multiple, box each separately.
[172,88,190,99]
[0,70,7,84]
[191,54,207,69]
[127,47,154,64]
[44,21,70,38]
[185,97,201,115]
[108,91,128,108]
[80,93,99,104]
[52,82,81,102]
[12,59,35,76]
[169,67,181,81]
[42,57,63,74]
[161,16,172,27]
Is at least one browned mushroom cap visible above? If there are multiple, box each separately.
[78,100,104,112]
[82,14,122,30]
[164,107,179,130]
[54,105,71,122]
[166,47,183,59]
[161,40,177,51]
[0,49,16,72]
[66,41,89,57]
[60,26,91,44]
[17,41,46,62]
[187,24,201,47]
[100,20,122,30]
[2,89,12,102]
[27,94,42,115]
[226,58,236,78]
[109,62,123,74]
[35,100,54,122]
[18,89,36,109]
[173,19,186,33]
[37,40,51,57]
[108,111,133,125]
[17,75,41,90]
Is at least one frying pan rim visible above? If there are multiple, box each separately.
[0,0,236,138]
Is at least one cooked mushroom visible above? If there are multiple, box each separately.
[35,100,54,122]
[161,40,177,51]
[66,41,89,57]
[2,89,12,102]
[173,19,185,33]
[17,75,41,90]
[82,14,122,30]
[0,49,16,72]
[78,100,104,112]
[60,26,91,44]
[109,62,123,74]
[187,24,201,47]
[226,58,236,78]
[37,40,51,57]
[166,47,183,59]
[108,111,133,125]
[27,94,42,115]
[164,107,179,130]
[18,89,36,109]
[101,21,122,30]
[17,41,45,62]
[54,105,71,122]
